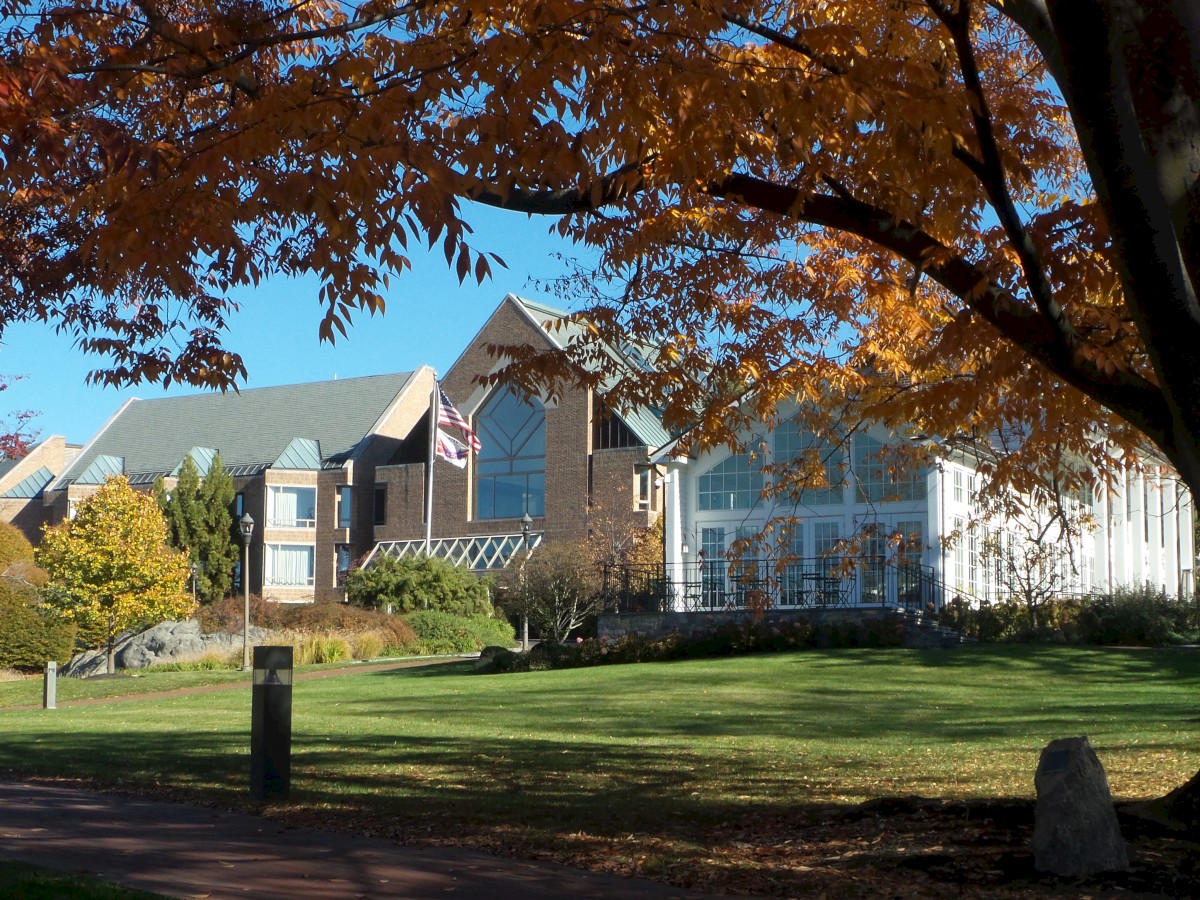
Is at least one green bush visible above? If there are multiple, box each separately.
[345,555,492,616]
[937,587,1199,646]
[478,617,905,674]
[1076,586,1200,646]
[0,579,77,672]
[405,610,515,655]
[938,597,1046,642]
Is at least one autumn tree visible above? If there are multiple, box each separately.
[7,1,1200,819]
[153,453,236,602]
[0,375,36,459]
[37,476,193,674]
[495,541,605,643]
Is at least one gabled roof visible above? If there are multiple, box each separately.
[53,372,422,488]
[77,454,125,485]
[0,457,20,480]
[171,447,218,477]
[0,466,53,499]
[273,438,322,470]
[509,295,672,449]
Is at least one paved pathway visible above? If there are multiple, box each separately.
[0,780,724,899]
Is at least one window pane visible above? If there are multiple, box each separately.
[698,454,763,511]
[268,486,316,528]
[337,486,352,528]
[476,386,546,519]
[374,485,387,526]
[265,544,314,586]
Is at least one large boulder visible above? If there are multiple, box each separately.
[1032,736,1129,876]
[63,620,274,677]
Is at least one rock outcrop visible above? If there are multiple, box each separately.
[63,620,274,677]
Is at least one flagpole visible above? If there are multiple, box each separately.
[424,375,438,555]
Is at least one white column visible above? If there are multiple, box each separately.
[1163,473,1179,595]
[1132,470,1147,586]
[662,463,687,611]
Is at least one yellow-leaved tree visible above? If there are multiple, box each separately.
[37,476,194,675]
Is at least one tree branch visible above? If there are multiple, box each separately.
[930,0,1076,356]
[708,172,1169,442]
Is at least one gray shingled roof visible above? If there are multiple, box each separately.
[514,296,672,448]
[56,372,418,487]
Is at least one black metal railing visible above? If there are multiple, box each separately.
[602,557,954,614]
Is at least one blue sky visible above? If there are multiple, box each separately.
[1,204,590,446]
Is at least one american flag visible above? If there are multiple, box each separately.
[438,387,482,453]
[435,428,469,469]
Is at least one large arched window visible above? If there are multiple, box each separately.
[475,386,546,519]
[697,454,764,511]
[773,422,844,505]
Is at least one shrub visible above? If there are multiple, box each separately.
[939,588,1199,646]
[0,521,35,572]
[198,597,418,656]
[351,629,387,660]
[477,617,903,674]
[345,555,492,616]
[405,610,516,655]
[1076,586,1200,646]
[0,579,77,672]
[292,632,353,665]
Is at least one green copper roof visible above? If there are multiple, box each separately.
[170,447,218,477]
[58,372,418,486]
[77,454,125,485]
[273,438,322,470]
[1,466,53,499]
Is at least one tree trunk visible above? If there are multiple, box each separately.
[106,637,116,675]
[1128,768,1200,838]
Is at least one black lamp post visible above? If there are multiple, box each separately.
[240,513,255,670]
[520,512,532,651]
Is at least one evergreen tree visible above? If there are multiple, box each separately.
[154,453,237,603]
[196,453,236,603]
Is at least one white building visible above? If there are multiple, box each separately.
[648,416,1194,611]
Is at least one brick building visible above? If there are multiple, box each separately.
[369,294,669,570]
[1,295,671,601]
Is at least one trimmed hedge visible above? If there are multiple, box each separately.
[345,555,492,617]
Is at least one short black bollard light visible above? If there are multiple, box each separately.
[250,645,293,801]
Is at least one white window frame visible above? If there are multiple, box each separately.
[267,484,317,529]
[264,543,316,587]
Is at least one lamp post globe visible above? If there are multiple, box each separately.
[239,513,255,670]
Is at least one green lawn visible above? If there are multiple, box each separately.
[1,646,1196,890]
[0,859,166,899]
